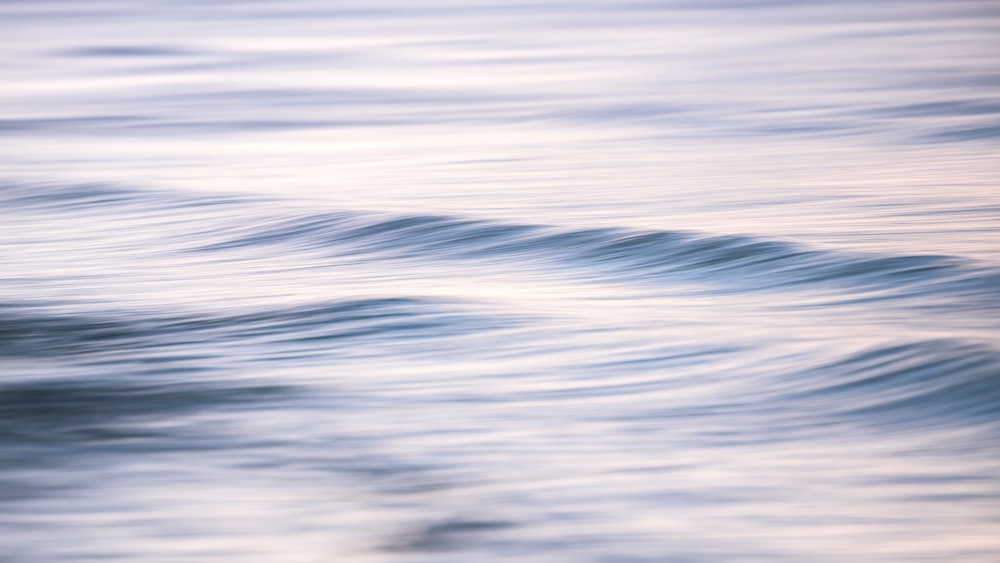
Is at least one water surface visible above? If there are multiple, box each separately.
[2,1,999,561]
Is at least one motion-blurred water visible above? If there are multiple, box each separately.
[2,1,999,561]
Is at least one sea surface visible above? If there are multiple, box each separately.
[2,1,999,561]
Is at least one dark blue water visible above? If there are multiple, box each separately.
[2,1,999,561]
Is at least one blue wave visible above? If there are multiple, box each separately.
[192,208,1000,304]
[780,340,1000,431]
[3,182,997,304]
[0,297,508,359]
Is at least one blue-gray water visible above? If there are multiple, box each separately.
[2,1,999,561]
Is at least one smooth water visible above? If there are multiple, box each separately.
[2,1,999,561]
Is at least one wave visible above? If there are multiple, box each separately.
[0,297,511,360]
[3,182,998,305]
[522,337,1000,436]
[193,209,1000,305]
[0,378,292,447]
[774,339,1000,431]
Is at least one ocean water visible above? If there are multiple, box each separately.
[2,1,999,561]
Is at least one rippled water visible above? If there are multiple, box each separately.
[2,1,999,561]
